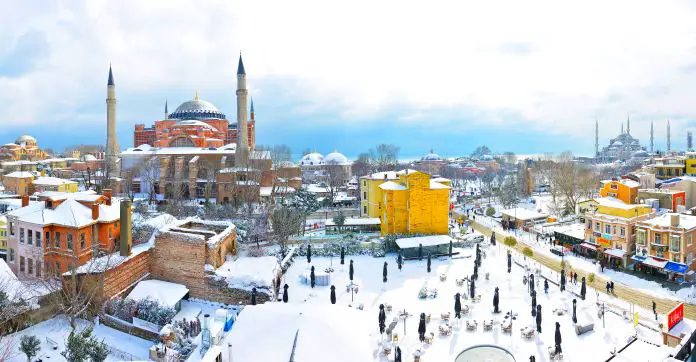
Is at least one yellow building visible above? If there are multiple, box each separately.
[377,170,450,236]
[0,216,6,261]
[686,152,696,176]
[599,178,640,204]
[31,176,79,193]
[359,171,399,218]
[2,171,35,195]
[585,197,655,268]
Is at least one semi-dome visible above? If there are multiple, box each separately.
[169,97,226,120]
[633,150,649,157]
[16,135,37,145]
[422,149,442,161]
[299,152,324,166]
[324,151,349,165]
[82,154,97,161]
[173,120,219,131]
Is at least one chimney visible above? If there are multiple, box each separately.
[119,199,132,257]
[103,189,112,206]
[671,214,680,227]
[92,203,99,220]
[21,195,29,207]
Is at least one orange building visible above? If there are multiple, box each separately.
[0,135,50,162]
[133,95,256,149]
[6,190,123,277]
[599,178,640,204]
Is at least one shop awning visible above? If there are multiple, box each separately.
[642,257,668,269]
[664,261,689,274]
[580,242,597,251]
[603,248,626,259]
[631,255,647,263]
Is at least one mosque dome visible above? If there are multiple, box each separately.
[169,96,226,121]
[299,153,324,166]
[633,150,649,158]
[324,151,349,165]
[83,154,97,161]
[16,135,37,145]
[422,149,442,161]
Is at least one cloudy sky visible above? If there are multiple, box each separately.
[2,0,696,160]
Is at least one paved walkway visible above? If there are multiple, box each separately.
[465,217,696,321]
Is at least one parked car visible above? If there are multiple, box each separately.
[550,245,570,257]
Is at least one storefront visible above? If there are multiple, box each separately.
[664,261,689,283]
[603,248,627,268]
[632,255,668,277]
[577,242,599,259]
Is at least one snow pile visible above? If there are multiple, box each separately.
[228,303,371,362]
[214,256,279,293]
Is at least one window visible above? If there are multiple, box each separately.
[28,230,32,245]
[9,222,14,236]
[9,248,14,262]
[36,231,41,247]
[28,258,33,274]
[19,256,25,272]
[655,234,662,245]
[55,232,61,248]
[36,261,41,278]
[67,233,73,250]
[605,225,611,234]
[595,222,600,232]
[108,228,113,240]
[45,232,50,247]
[19,228,24,243]
[610,184,618,190]
[671,235,681,252]
[613,225,616,235]
[363,206,368,214]
[363,192,367,199]
[363,181,366,187]
[637,230,646,245]
[80,232,86,250]
[620,227,625,237]
[608,192,617,198]
[688,233,693,246]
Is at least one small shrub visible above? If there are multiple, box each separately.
[503,236,517,248]
[522,247,533,258]
[588,273,596,283]
[485,207,495,217]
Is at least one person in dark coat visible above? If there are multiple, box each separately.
[574,272,578,285]
[418,313,426,342]
[610,281,615,294]
[580,277,586,300]
[493,287,500,313]
[283,284,289,303]
[349,259,354,281]
[310,266,316,288]
[560,270,566,291]
[544,279,549,294]
[653,301,658,320]
[251,287,257,305]
[378,304,386,334]
[397,253,403,271]
[394,346,402,362]
[340,247,345,265]
[507,250,512,273]
[470,277,476,299]
[454,293,462,319]
[330,285,336,304]
[554,322,562,355]
[606,281,610,294]
[572,299,577,324]
[529,274,535,295]
[531,290,537,317]
[383,261,388,283]
[536,305,542,333]
[427,253,432,273]
[491,232,496,245]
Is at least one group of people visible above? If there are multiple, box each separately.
[605,280,616,294]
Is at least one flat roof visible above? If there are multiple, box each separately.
[127,279,189,308]
[326,217,380,226]
[500,208,548,221]
[395,234,451,249]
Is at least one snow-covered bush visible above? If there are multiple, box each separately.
[418,286,428,299]
[104,297,137,322]
[104,297,175,326]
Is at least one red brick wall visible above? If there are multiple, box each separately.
[102,250,151,300]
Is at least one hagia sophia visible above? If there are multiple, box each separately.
[0,135,50,161]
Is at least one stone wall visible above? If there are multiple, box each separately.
[102,250,152,300]
[150,231,208,298]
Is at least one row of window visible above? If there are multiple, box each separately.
[18,256,42,277]
[16,227,111,251]
[636,229,691,251]
[593,221,626,237]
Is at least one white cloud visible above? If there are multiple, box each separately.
[1,0,696,151]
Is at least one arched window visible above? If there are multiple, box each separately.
[169,136,195,147]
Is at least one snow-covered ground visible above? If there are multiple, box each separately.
[230,243,677,361]
[2,315,152,362]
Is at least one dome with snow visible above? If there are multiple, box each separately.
[633,150,649,158]
[324,151,349,165]
[82,154,97,161]
[422,149,442,161]
[299,152,324,166]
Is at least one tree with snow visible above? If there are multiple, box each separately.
[88,337,109,362]
[270,206,304,260]
[307,243,312,264]
[290,189,321,236]
[581,276,586,300]
[507,250,512,273]
[554,322,562,355]
[19,335,40,362]
[470,277,476,299]
[531,290,537,317]
[418,313,426,343]
[332,212,346,232]
[340,246,345,265]
[395,346,402,362]
[572,299,577,324]
[560,269,566,291]
[62,328,92,362]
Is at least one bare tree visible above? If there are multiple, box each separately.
[201,159,220,204]
[270,206,304,260]
[270,144,292,165]
[372,144,400,171]
[549,152,598,215]
[480,172,496,204]
[352,153,373,177]
[139,157,159,204]
[323,163,347,208]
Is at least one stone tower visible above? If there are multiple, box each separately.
[235,54,249,167]
[106,65,119,177]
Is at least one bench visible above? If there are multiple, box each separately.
[483,319,494,331]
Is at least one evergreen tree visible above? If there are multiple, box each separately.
[20,335,41,362]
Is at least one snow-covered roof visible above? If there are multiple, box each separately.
[259,186,296,197]
[500,208,548,221]
[325,217,380,227]
[430,180,451,189]
[7,196,121,227]
[214,256,279,292]
[299,152,324,166]
[127,280,189,308]
[432,177,451,183]
[361,171,399,180]
[324,151,349,165]
[595,197,646,210]
[4,171,35,178]
[641,213,696,230]
[603,248,627,259]
[553,223,586,240]
[395,234,451,249]
[32,176,77,186]
[228,303,371,362]
[396,169,420,175]
[379,181,407,191]
[305,184,330,193]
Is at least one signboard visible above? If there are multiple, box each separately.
[597,237,612,247]
[667,303,684,331]
[602,233,612,240]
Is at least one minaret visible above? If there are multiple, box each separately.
[626,114,630,134]
[667,120,671,152]
[105,65,119,177]
[164,99,168,120]
[650,121,654,153]
[250,97,255,121]
[235,53,249,166]
[595,119,599,157]
[621,123,624,134]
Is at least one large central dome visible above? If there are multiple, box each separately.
[169,97,227,120]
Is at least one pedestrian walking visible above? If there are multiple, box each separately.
[418,313,426,343]
[554,322,562,355]
[653,301,658,321]
[606,281,610,294]
[610,281,615,294]
[493,287,500,313]
[574,272,578,285]
[536,305,542,333]
[544,279,549,294]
